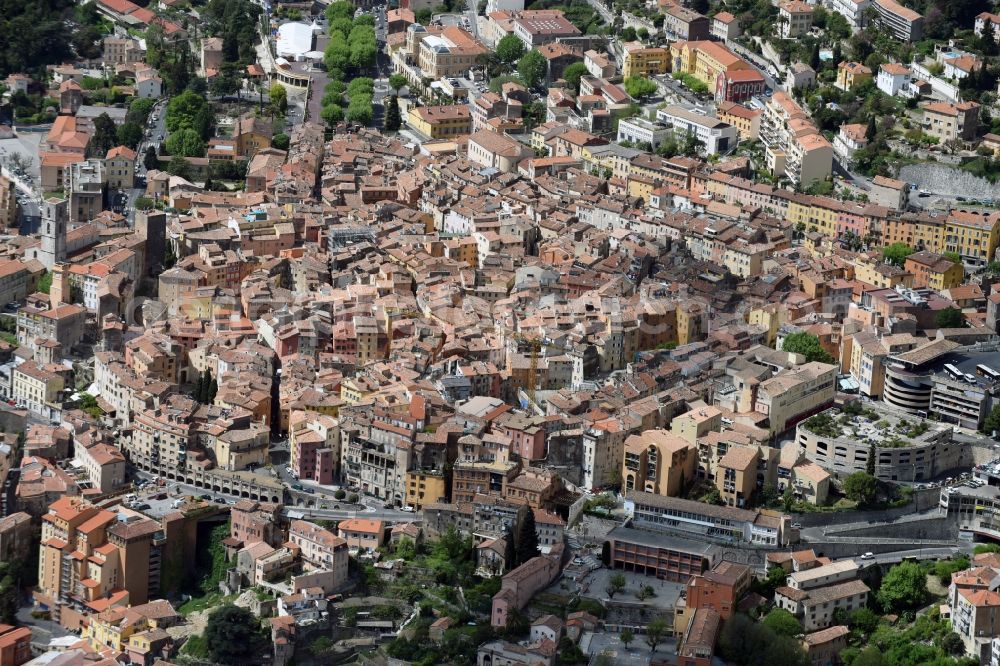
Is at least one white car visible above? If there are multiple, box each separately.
[860,552,874,559]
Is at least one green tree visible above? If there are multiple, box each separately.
[843,471,877,504]
[203,604,267,664]
[144,146,159,171]
[851,646,886,666]
[515,506,539,565]
[166,90,209,134]
[983,404,1000,435]
[606,572,626,598]
[866,441,876,476]
[781,331,835,363]
[517,50,547,88]
[940,631,965,655]
[326,0,354,22]
[208,377,218,403]
[849,607,880,635]
[624,76,657,99]
[620,627,634,649]
[116,122,144,149]
[37,271,52,294]
[272,133,289,150]
[644,617,666,652]
[762,608,802,637]
[135,196,154,211]
[166,128,206,157]
[877,561,929,612]
[347,96,374,125]
[497,34,526,65]
[384,95,401,132]
[935,306,964,329]
[167,156,192,178]
[321,103,344,126]
[882,242,914,266]
[388,73,408,93]
[563,61,589,92]
[269,83,288,115]
[90,113,118,158]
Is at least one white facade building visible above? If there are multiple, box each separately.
[655,106,739,155]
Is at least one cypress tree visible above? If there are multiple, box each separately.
[515,507,539,565]
[384,95,401,133]
[207,376,218,403]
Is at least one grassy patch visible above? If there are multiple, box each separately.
[182,634,209,657]
[178,590,231,616]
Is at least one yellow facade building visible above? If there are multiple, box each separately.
[407,104,472,139]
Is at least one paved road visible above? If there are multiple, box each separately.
[582,0,614,25]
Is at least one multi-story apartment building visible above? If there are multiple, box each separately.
[778,1,813,38]
[662,5,710,40]
[716,102,761,140]
[128,395,199,474]
[231,500,282,547]
[0,174,17,229]
[711,11,741,41]
[0,623,31,666]
[654,106,739,154]
[290,410,339,484]
[622,429,697,497]
[16,296,87,352]
[337,518,385,553]
[415,26,487,79]
[921,101,981,143]
[671,40,753,92]
[622,42,670,79]
[975,12,1000,41]
[824,0,871,27]
[37,497,115,625]
[64,159,105,225]
[104,145,135,191]
[12,361,66,419]
[775,579,870,631]
[904,251,964,290]
[288,520,349,585]
[407,104,472,139]
[952,587,1000,658]
[75,443,127,494]
[452,459,519,504]
[833,123,868,164]
[871,0,923,41]
[759,92,833,187]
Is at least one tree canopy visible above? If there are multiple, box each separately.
[877,561,929,613]
[883,242,914,267]
[781,332,835,364]
[624,76,658,99]
[203,605,268,664]
[497,34,526,65]
[934,306,964,329]
[762,608,802,637]
[563,62,589,92]
[843,471,877,505]
[517,50,547,88]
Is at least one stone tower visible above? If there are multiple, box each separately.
[37,198,67,270]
